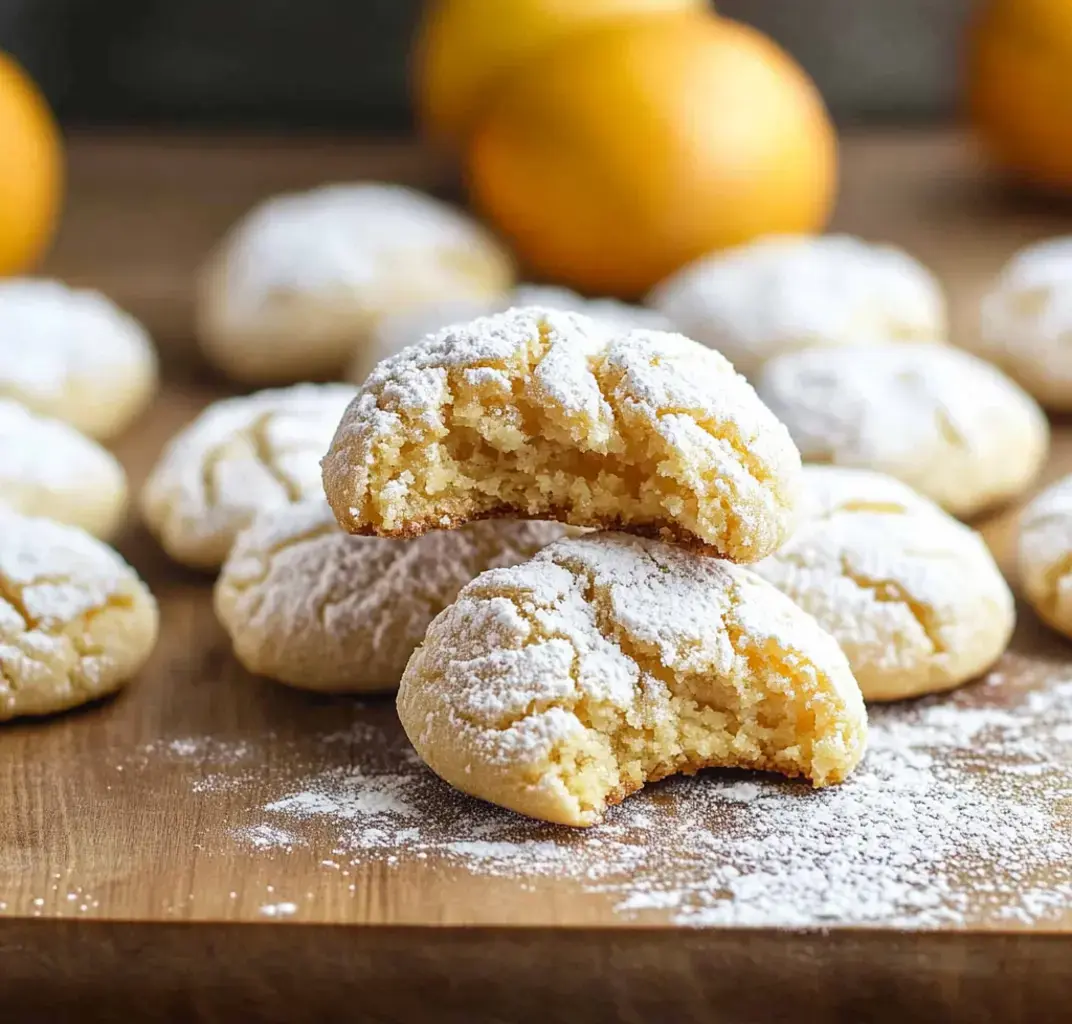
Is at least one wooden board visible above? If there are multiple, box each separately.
[5,130,1072,1023]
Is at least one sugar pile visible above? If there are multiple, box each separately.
[168,653,1072,929]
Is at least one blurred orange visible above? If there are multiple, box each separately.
[969,0,1072,191]
[0,53,62,275]
[415,0,708,147]
[466,15,836,297]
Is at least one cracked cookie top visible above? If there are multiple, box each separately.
[647,234,946,379]
[0,278,158,440]
[0,398,127,540]
[397,532,867,827]
[141,383,355,571]
[756,343,1048,518]
[324,306,802,562]
[196,183,515,383]
[1018,473,1072,639]
[0,510,158,720]
[214,500,567,693]
[755,466,1014,702]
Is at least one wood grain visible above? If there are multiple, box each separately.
[5,130,1072,1022]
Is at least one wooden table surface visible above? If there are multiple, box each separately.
[5,130,1072,1023]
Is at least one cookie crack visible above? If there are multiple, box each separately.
[934,406,968,451]
[222,521,341,595]
[0,573,34,630]
[1041,551,1072,617]
[247,411,302,501]
[837,554,946,655]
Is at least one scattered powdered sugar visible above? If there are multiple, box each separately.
[147,650,1072,930]
[259,902,298,918]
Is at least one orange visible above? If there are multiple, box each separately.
[968,0,1072,191]
[414,0,708,147]
[466,15,836,298]
[0,53,62,275]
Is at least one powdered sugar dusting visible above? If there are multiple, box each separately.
[325,306,801,558]
[148,649,1072,930]
[216,183,507,307]
[0,278,155,401]
[647,234,945,379]
[140,383,355,567]
[0,398,125,496]
[755,344,1047,518]
[214,499,567,690]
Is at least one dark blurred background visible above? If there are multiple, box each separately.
[1,0,972,129]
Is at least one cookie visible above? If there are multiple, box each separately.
[215,500,567,692]
[977,237,1072,410]
[647,234,946,378]
[0,511,158,720]
[0,278,158,439]
[346,285,670,385]
[324,307,802,562]
[141,383,355,570]
[1018,474,1072,639]
[755,343,1048,518]
[0,398,127,539]
[197,183,515,383]
[397,532,867,827]
[755,467,1014,701]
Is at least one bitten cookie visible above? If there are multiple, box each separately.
[0,511,158,720]
[0,398,127,539]
[0,278,158,439]
[397,532,867,827]
[141,384,355,571]
[755,343,1048,518]
[346,284,669,385]
[1018,474,1072,639]
[647,234,946,379]
[755,466,1014,701]
[197,183,515,383]
[215,501,567,692]
[976,237,1072,410]
[324,307,802,562]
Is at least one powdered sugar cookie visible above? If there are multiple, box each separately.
[0,399,127,540]
[346,285,670,385]
[755,467,1014,701]
[142,383,355,570]
[977,238,1072,410]
[325,307,801,562]
[755,344,1048,518]
[0,278,158,439]
[0,511,158,720]
[215,501,567,692]
[397,532,867,827]
[647,235,946,378]
[1018,474,1072,639]
[197,183,514,383]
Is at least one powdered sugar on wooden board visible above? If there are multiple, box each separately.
[127,653,1072,929]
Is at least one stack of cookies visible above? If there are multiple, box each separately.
[318,305,873,826]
